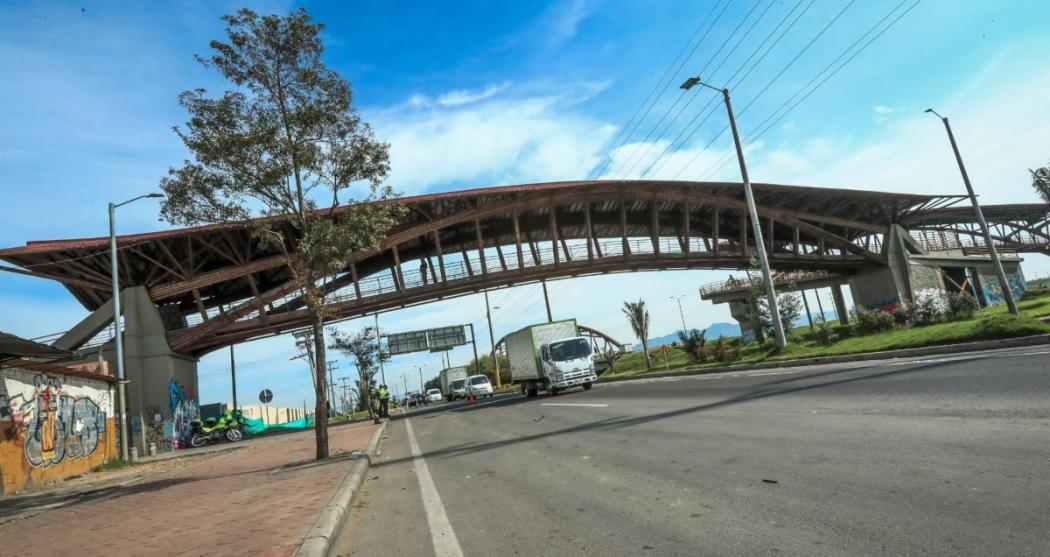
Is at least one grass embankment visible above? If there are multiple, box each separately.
[604,288,1050,379]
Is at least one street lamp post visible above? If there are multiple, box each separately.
[416,363,426,393]
[925,108,1019,315]
[670,295,688,335]
[681,77,786,348]
[109,193,163,461]
[484,292,502,387]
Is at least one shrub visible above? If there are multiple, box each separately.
[677,328,708,364]
[913,289,949,324]
[972,314,1050,339]
[712,335,729,362]
[852,306,895,335]
[890,304,916,326]
[945,291,979,321]
[814,319,834,345]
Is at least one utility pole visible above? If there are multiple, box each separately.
[681,77,786,348]
[541,280,553,322]
[326,361,338,416]
[466,323,480,372]
[484,292,502,387]
[229,342,238,411]
[926,108,1019,315]
[416,364,426,393]
[339,377,351,415]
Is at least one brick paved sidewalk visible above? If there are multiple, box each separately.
[0,421,379,557]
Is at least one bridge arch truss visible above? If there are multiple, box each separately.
[0,180,960,356]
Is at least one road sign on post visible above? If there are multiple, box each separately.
[386,325,468,356]
[259,388,273,426]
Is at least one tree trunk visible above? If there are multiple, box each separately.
[311,311,329,460]
[642,339,652,369]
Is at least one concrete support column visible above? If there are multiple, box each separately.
[831,284,849,325]
[728,299,757,344]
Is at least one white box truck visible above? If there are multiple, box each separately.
[505,319,597,397]
[439,366,469,402]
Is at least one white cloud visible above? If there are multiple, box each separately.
[873,104,895,123]
[374,87,615,193]
[549,0,592,44]
[752,67,1050,201]
[437,83,510,107]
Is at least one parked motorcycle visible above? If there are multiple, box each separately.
[189,411,241,447]
[231,409,255,439]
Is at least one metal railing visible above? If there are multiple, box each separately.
[179,235,878,329]
[699,269,831,297]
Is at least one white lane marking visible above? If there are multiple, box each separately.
[405,419,464,557]
[540,403,610,407]
[750,371,794,376]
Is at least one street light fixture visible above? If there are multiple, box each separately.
[109,192,164,461]
[681,76,787,348]
[924,108,1019,315]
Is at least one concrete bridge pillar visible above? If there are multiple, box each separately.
[63,286,200,454]
[831,284,849,325]
[728,299,758,344]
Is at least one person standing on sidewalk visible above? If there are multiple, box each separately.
[378,384,390,418]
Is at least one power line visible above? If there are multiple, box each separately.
[616,0,777,179]
[670,0,857,180]
[696,0,922,181]
[588,0,734,179]
[641,0,812,178]
[611,0,769,180]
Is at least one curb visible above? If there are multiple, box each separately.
[294,420,388,557]
[600,333,1050,383]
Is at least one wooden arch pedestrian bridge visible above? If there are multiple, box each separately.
[2,180,1046,357]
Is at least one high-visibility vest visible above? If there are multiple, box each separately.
[379,387,389,399]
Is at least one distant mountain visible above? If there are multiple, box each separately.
[636,322,741,350]
[633,311,841,350]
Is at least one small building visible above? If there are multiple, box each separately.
[0,332,118,494]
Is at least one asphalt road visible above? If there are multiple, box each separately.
[330,346,1050,556]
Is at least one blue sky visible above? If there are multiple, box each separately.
[2,1,1049,408]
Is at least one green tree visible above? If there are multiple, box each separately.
[1031,163,1050,204]
[467,354,510,384]
[330,326,386,412]
[158,8,400,459]
[622,299,652,369]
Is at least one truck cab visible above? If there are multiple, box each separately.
[539,336,597,394]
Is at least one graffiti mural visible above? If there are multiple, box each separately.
[169,380,199,449]
[2,373,108,467]
[982,273,1026,306]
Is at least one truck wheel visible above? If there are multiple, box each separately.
[520,383,528,396]
[549,386,559,396]
[583,382,592,391]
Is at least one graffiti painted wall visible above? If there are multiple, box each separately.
[979,269,1026,306]
[168,380,199,449]
[0,365,117,494]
